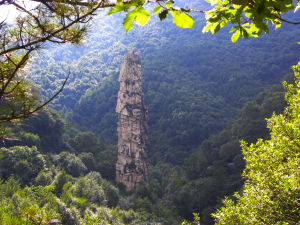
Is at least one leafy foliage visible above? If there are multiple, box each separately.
[1,1,299,224]
[107,0,194,31]
[0,148,161,225]
[20,10,298,222]
[0,146,46,184]
[203,0,300,42]
[0,179,60,225]
[24,8,298,166]
[213,62,300,225]
[134,81,288,224]
[0,0,111,130]
[106,0,300,39]
[1,107,67,152]
[0,0,298,139]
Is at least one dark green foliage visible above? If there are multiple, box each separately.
[68,131,104,153]
[94,147,117,180]
[72,75,119,142]
[53,170,70,196]
[79,152,97,171]
[19,108,66,153]
[34,170,53,186]
[137,82,288,224]
[3,72,289,225]
[102,180,120,208]
[0,146,46,185]
[3,105,117,182]
[2,5,298,224]
[27,11,300,166]
[1,108,67,153]
[178,84,287,224]
[213,63,300,225]
[65,131,117,180]
[231,84,287,143]
[54,152,87,177]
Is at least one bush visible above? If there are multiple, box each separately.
[53,170,70,196]
[35,170,53,186]
[52,152,87,177]
[102,180,119,208]
[0,146,46,185]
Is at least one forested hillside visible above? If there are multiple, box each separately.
[0,79,288,224]
[22,17,297,220]
[27,10,300,165]
[1,0,299,224]
[143,81,288,224]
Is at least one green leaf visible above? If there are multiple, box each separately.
[275,21,281,29]
[106,0,132,15]
[241,28,249,39]
[122,6,150,32]
[165,0,174,9]
[134,7,150,26]
[202,23,212,33]
[123,11,135,32]
[213,23,221,33]
[229,26,237,33]
[231,29,240,42]
[153,5,163,15]
[170,10,194,29]
[159,9,169,21]
[208,15,221,23]
[106,6,122,16]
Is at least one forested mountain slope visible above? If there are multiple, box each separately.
[2,0,300,224]
[0,76,290,225]
[144,81,288,224]
[27,7,300,164]
[0,113,160,224]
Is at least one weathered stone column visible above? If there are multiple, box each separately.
[115,50,148,191]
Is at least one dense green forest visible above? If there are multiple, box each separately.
[1,0,300,224]
[0,76,290,224]
[27,11,300,165]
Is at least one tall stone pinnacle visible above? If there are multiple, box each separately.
[115,50,148,191]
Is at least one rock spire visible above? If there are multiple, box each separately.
[115,50,148,191]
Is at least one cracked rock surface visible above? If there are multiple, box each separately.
[115,50,148,191]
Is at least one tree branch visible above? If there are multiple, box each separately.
[0,71,70,122]
[0,0,111,55]
[0,49,33,97]
[273,14,300,25]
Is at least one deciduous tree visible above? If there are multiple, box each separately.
[213,62,300,225]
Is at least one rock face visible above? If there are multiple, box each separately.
[115,50,148,191]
